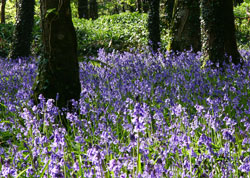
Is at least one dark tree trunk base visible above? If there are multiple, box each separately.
[169,0,201,52]
[201,0,241,67]
[32,0,81,113]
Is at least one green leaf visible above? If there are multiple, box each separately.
[46,8,57,18]
[16,167,31,178]
[0,103,7,108]
[0,120,10,124]
[40,159,51,177]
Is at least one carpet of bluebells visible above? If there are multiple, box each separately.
[1,48,250,178]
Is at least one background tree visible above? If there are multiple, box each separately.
[164,0,174,28]
[1,0,6,24]
[33,0,81,112]
[168,0,201,52]
[142,0,149,13]
[234,0,243,6]
[137,0,142,12]
[148,0,160,51]
[201,0,241,66]
[78,0,89,19]
[128,3,135,12]
[224,0,241,64]
[9,0,35,59]
[89,0,98,19]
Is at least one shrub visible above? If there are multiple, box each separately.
[73,12,148,57]
[0,24,14,57]
[234,2,250,49]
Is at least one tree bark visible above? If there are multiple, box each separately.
[224,0,241,64]
[1,0,6,24]
[89,0,98,19]
[233,0,243,6]
[201,0,241,66]
[148,0,160,52]
[129,5,135,12]
[122,2,126,12]
[9,0,35,59]
[78,0,88,19]
[142,0,149,13]
[137,0,142,13]
[169,0,201,52]
[164,0,174,28]
[113,5,119,14]
[33,0,81,111]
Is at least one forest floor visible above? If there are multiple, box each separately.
[1,48,250,177]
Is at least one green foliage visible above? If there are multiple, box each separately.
[234,2,250,17]
[0,24,14,57]
[234,2,250,49]
[4,0,16,24]
[45,8,58,18]
[73,12,148,57]
[1,3,250,58]
[4,0,40,24]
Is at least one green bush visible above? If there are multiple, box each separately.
[234,2,250,49]
[0,18,42,58]
[73,12,148,57]
[0,23,14,57]
[1,9,250,59]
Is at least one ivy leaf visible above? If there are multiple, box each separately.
[46,8,58,18]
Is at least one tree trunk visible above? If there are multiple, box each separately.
[168,0,201,52]
[33,0,81,111]
[137,0,142,13]
[9,0,35,59]
[129,5,135,12]
[89,0,98,19]
[201,0,241,66]
[112,5,120,15]
[122,2,126,12]
[78,0,88,19]
[142,0,149,13]
[15,0,18,16]
[233,0,243,6]
[164,0,174,28]
[1,0,6,24]
[224,0,241,64]
[148,0,160,52]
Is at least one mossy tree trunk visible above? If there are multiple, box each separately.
[201,0,241,66]
[89,0,98,19]
[9,0,34,59]
[169,0,201,52]
[1,0,6,24]
[78,0,88,19]
[148,0,160,52]
[33,0,81,110]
